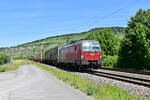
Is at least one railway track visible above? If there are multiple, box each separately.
[45,64,150,88]
[101,67,150,75]
[37,62,150,88]
[85,70,150,87]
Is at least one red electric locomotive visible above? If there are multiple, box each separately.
[59,40,102,70]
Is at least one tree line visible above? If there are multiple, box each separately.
[87,9,150,70]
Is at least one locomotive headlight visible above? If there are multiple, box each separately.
[81,55,84,59]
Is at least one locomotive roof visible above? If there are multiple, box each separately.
[62,40,99,49]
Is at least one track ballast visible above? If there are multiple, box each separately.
[87,70,150,87]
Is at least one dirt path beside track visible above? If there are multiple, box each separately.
[0,65,94,100]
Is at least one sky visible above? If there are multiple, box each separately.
[0,0,149,47]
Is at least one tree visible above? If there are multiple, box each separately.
[117,9,150,69]
[87,29,120,56]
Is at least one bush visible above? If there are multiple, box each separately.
[0,54,10,65]
[102,55,118,68]
[0,66,6,72]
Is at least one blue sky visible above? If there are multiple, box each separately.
[0,0,149,47]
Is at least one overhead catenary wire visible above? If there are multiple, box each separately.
[54,0,140,33]
[86,0,140,27]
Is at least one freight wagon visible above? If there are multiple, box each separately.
[31,52,45,63]
[45,47,61,65]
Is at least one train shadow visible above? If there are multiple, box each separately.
[43,63,90,73]
[44,63,78,73]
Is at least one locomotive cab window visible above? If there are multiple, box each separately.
[93,46,100,51]
[82,41,100,52]
[83,46,100,52]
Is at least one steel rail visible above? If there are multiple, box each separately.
[86,71,150,87]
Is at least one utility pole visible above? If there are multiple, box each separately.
[10,55,13,64]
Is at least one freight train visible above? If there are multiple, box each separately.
[33,40,102,71]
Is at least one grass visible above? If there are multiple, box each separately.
[0,60,31,72]
[0,60,144,100]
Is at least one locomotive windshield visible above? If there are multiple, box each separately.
[82,41,101,52]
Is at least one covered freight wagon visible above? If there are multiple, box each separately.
[45,47,61,65]
[32,52,45,63]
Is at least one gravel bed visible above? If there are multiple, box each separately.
[75,72,150,100]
